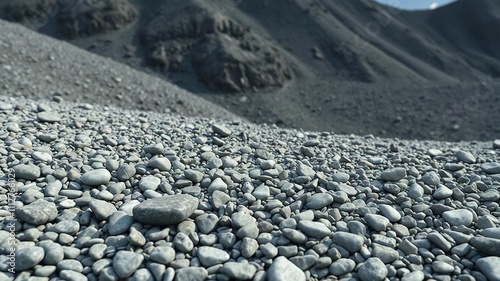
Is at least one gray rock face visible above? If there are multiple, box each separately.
[133,194,198,226]
[15,200,58,225]
[380,167,406,181]
[267,256,306,281]
[80,169,111,186]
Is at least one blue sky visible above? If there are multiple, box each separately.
[374,0,456,10]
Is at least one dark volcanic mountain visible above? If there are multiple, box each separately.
[1,0,499,141]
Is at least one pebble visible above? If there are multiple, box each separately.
[456,150,476,163]
[470,236,500,256]
[220,262,258,280]
[89,199,117,221]
[358,257,388,281]
[107,211,134,235]
[332,232,364,253]
[175,267,208,281]
[476,256,500,281]
[212,124,232,137]
[267,256,306,281]
[364,213,391,232]
[442,209,473,226]
[80,169,111,186]
[15,199,58,225]
[133,194,198,225]
[306,193,333,209]
[148,157,172,171]
[37,111,62,122]
[378,204,401,222]
[116,164,136,181]
[150,246,175,264]
[197,246,230,267]
[113,251,144,278]
[481,162,500,174]
[298,220,331,239]
[16,246,45,271]
[13,164,41,180]
[380,167,406,181]
[329,258,355,276]
[139,175,161,191]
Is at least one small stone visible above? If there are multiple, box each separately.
[148,157,171,171]
[48,220,80,234]
[433,185,453,199]
[195,214,219,234]
[364,213,391,232]
[442,209,473,226]
[329,258,355,276]
[144,143,164,154]
[333,172,350,183]
[267,256,306,281]
[493,139,500,149]
[80,169,111,186]
[432,261,454,274]
[184,169,204,183]
[128,227,146,246]
[481,163,500,174]
[197,246,230,267]
[220,262,257,280]
[427,232,452,252]
[173,267,206,281]
[401,271,425,281]
[306,193,333,209]
[89,199,117,221]
[212,124,232,137]
[133,194,198,226]
[380,167,406,181]
[298,220,331,239]
[150,246,175,265]
[297,163,315,178]
[332,232,364,253]
[116,164,136,181]
[16,246,45,271]
[208,178,228,193]
[476,256,500,281]
[173,232,194,252]
[37,111,61,122]
[113,251,144,278]
[378,204,401,223]
[456,150,476,164]
[107,211,134,235]
[470,236,500,256]
[358,257,387,281]
[16,200,58,225]
[13,164,41,180]
[139,176,161,191]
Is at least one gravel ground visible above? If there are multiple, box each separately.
[0,19,243,122]
[1,95,500,281]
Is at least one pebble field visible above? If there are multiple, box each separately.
[1,95,500,281]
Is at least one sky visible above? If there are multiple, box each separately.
[374,0,457,10]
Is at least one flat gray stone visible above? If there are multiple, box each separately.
[470,236,500,256]
[195,214,219,234]
[332,232,364,253]
[16,200,58,225]
[37,111,61,122]
[150,246,175,265]
[113,251,144,278]
[380,167,406,181]
[212,124,232,137]
[364,213,391,232]
[16,246,45,271]
[13,164,41,180]
[298,220,331,239]
[197,246,230,267]
[175,267,208,281]
[80,169,111,186]
[220,262,257,280]
[476,256,500,281]
[306,193,333,209]
[139,176,161,191]
[442,209,473,226]
[89,199,117,221]
[267,256,306,281]
[48,220,80,235]
[456,150,476,164]
[481,163,500,174]
[116,164,136,181]
[329,258,355,276]
[107,211,134,235]
[378,204,401,223]
[148,157,171,171]
[133,194,198,226]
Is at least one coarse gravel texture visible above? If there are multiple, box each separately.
[0,95,500,281]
